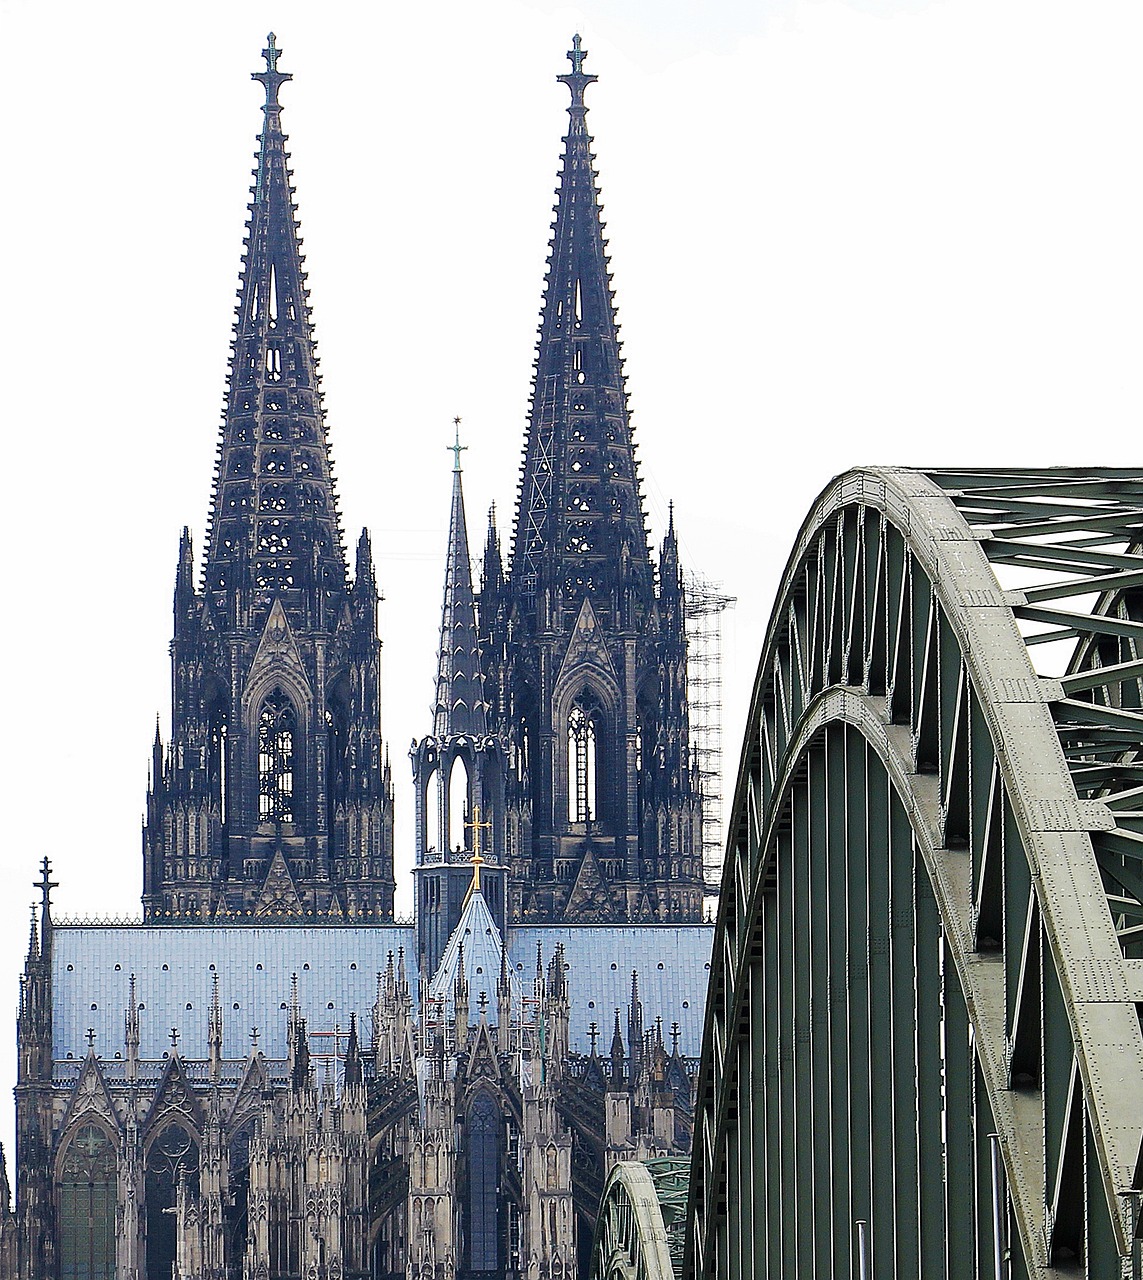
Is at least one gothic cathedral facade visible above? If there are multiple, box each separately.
[4,35,713,1280]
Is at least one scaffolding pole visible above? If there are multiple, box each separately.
[684,572,735,892]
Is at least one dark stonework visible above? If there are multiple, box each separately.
[479,37,704,924]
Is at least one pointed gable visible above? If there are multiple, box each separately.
[464,1019,502,1081]
[247,597,310,695]
[556,597,618,687]
[143,1053,203,1134]
[254,850,304,917]
[229,1053,270,1127]
[563,843,616,922]
[60,1053,120,1136]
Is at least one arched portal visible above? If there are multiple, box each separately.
[684,469,1143,1278]
[58,1123,117,1280]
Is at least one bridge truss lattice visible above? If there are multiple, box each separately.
[686,469,1143,1277]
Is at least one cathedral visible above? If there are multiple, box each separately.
[4,34,712,1280]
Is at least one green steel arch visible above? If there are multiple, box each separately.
[685,469,1143,1278]
[589,1159,688,1280]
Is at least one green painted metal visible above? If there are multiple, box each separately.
[683,470,1143,1277]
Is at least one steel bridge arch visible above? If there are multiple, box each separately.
[589,1160,685,1280]
[685,469,1143,1278]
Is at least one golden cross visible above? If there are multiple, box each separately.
[465,805,493,892]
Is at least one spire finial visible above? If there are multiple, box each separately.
[254,33,291,108]
[558,32,598,109]
[35,857,57,918]
[449,417,468,473]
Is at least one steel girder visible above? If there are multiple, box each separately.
[685,469,1143,1278]
[589,1160,685,1280]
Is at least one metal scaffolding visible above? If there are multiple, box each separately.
[684,572,735,890]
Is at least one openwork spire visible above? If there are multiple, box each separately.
[204,34,347,630]
[433,421,487,737]
[511,36,651,617]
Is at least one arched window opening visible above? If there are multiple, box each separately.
[447,757,470,853]
[466,1092,502,1273]
[145,1123,199,1280]
[60,1124,117,1280]
[208,707,228,825]
[568,696,600,824]
[258,692,296,823]
[325,695,349,831]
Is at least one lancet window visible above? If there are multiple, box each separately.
[258,691,296,822]
[467,1092,502,1272]
[59,1124,116,1280]
[567,693,601,823]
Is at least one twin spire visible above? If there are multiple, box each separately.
[511,34,650,615]
[203,34,347,632]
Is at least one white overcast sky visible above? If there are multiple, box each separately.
[2,0,1143,1155]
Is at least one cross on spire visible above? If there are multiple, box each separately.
[558,31,598,109]
[253,32,292,108]
[449,417,467,473]
[35,857,57,913]
[86,1027,96,1050]
[169,1027,180,1050]
[250,1026,260,1051]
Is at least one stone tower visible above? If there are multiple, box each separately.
[412,428,510,978]
[480,36,704,923]
[143,34,395,922]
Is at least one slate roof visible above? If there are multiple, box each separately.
[51,921,714,1062]
[515,926,713,1056]
[51,925,416,1063]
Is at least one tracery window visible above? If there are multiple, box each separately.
[59,1124,116,1280]
[466,1092,502,1272]
[258,692,296,822]
[145,1123,199,1280]
[567,695,600,824]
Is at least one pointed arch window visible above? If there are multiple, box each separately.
[59,1124,116,1280]
[568,693,600,824]
[258,692,296,822]
[467,1091,503,1272]
[145,1123,199,1280]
